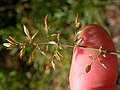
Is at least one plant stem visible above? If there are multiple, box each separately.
[64,44,120,56]
[37,42,120,56]
[79,45,120,56]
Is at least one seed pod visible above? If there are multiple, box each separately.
[3,43,12,47]
[59,44,62,49]
[46,45,48,51]
[76,22,81,28]
[54,53,61,61]
[20,49,25,58]
[51,60,55,70]
[44,15,48,33]
[57,33,60,41]
[28,50,36,63]
[39,50,46,56]
[85,64,91,73]
[45,63,51,71]
[23,25,30,37]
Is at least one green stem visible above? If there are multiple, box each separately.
[63,44,120,56]
[79,45,120,56]
[36,42,120,56]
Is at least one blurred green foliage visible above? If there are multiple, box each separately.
[0,0,120,90]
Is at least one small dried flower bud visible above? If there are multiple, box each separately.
[76,22,81,28]
[99,60,107,69]
[56,51,63,58]
[20,49,25,58]
[9,36,17,43]
[3,43,12,47]
[101,52,106,58]
[49,41,57,45]
[59,44,62,49]
[29,40,32,44]
[54,53,61,61]
[21,44,26,49]
[28,51,36,63]
[102,54,106,57]
[6,38,15,44]
[33,42,37,46]
[57,33,60,41]
[23,25,30,37]
[75,37,83,46]
[44,15,48,32]
[85,64,91,73]
[45,63,51,71]
[46,45,48,51]
[32,31,39,40]
[44,15,48,25]
[51,60,55,70]
[39,50,46,56]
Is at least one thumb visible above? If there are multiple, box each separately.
[69,24,118,90]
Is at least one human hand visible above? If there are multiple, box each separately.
[69,24,118,90]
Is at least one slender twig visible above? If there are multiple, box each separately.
[79,45,120,56]
[63,44,120,56]
[31,42,120,56]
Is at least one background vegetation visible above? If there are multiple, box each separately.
[0,0,120,90]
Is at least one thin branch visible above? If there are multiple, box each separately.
[79,45,120,56]
[63,44,120,56]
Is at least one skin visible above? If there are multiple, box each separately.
[69,24,119,90]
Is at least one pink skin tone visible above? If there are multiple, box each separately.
[69,24,118,90]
